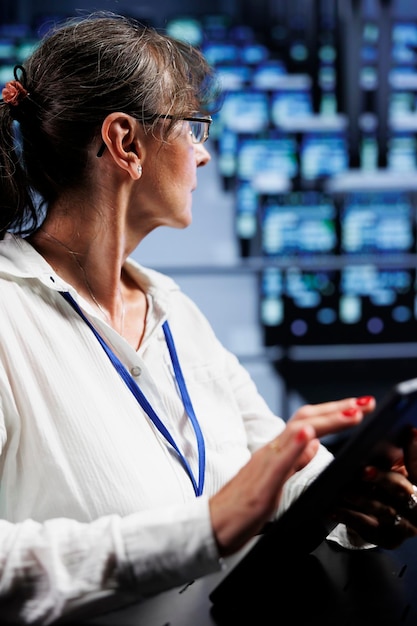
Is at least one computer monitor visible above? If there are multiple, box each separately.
[215,63,252,91]
[300,130,349,181]
[201,41,240,66]
[338,264,415,344]
[260,191,337,256]
[217,89,270,135]
[251,60,288,90]
[270,87,313,126]
[236,134,298,192]
[260,265,340,347]
[340,190,414,254]
[165,16,204,46]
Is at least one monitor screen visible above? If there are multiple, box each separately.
[236,135,298,192]
[251,60,287,90]
[338,264,415,344]
[260,266,339,346]
[165,16,203,46]
[261,264,416,347]
[260,191,337,256]
[270,88,313,126]
[392,22,417,65]
[218,90,270,134]
[240,43,269,65]
[215,64,252,91]
[387,132,417,172]
[341,191,414,254]
[260,190,417,347]
[202,42,240,66]
[300,131,349,180]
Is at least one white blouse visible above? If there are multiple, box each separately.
[0,234,338,624]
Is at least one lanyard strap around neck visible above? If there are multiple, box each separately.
[60,291,206,497]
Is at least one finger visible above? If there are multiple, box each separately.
[354,466,417,527]
[291,397,375,420]
[267,422,318,479]
[210,422,318,556]
[289,396,375,439]
[334,506,417,549]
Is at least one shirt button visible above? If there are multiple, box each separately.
[130,366,142,377]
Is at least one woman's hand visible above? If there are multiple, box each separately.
[289,395,376,439]
[209,394,377,558]
[209,421,319,557]
[334,427,417,549]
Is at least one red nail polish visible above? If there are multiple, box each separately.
[296,429,307,443]
[342,408,359,417]
[356,396,373,406]
[295,424,315,443]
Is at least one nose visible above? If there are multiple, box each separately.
[195,142,211,167]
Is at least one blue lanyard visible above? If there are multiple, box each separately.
[60,291,206,497]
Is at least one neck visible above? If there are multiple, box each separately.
[32,227,126,334]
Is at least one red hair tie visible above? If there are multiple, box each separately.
[2,80,28,106]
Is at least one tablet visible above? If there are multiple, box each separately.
[209,376,417,611]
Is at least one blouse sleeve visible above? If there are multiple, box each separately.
[0,497,221,624]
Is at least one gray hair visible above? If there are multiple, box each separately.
[0,12,220,237]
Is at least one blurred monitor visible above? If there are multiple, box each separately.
[270,87,313,126]
[338,264,415,344]
[215,64,252,91]
[202,41,240,66]
[260,266,339,346]
[260,189,417,347]
[217,89,270,134]
[389,91,416,120]
[234,136,296,253]
[236,134,298,192]
[340,191,414,254]
[240,43,269,65]
[392,22,417,65]
[387,132,417,172]
[251,60,287,90]
[165,16,203,46]
[300,131,348,181]
[261,264,416,347]
[260,191,337,257]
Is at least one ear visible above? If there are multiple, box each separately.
[100,113,143,179]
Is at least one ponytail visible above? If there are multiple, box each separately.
[0,68,40,239]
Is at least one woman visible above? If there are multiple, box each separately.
[0,12,416,625]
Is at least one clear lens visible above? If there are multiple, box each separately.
[189,120,209,143]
